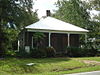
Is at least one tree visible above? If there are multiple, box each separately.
[54,0,90,28]
[86,0,100,50]
[54,0,100,53]
[33,32,45,48]
[0,0,38,57]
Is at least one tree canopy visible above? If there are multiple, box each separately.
[0,0,38,57]
[54,0,90,28]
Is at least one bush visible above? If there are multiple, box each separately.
[5,50,16,57]
[83,48,98,56]
[46,46,56,57]
[66,46,98,57]
[17,48,30,58]
[30,47,46,58]
[66,46,82,57]
[30,46,56,58]
[17,47,56,58]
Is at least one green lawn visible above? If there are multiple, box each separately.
[76,57,100,62]
[0,57,100,75]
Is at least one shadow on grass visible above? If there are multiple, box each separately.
[29,57,70,63]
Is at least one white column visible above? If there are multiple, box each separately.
[49,32,51,47]
[68,33,70,47]
[32,36,33,48]
[18,40,19,51]
[85,34,87,43]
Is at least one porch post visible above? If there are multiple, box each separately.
[32,36,33,48]
[85,33,87,43]
[68,33,70,47]
[49,32,51,47]
[18,40,19,51]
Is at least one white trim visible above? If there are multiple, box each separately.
[68,33,70,47]
[27,29,87,34]
[18,40,19,51]
[49,33,51,47]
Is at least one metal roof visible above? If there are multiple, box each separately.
[25,17,88,33]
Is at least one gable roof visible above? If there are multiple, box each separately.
[25,17,88,34]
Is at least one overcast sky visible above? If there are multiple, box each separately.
[33,0,58,18]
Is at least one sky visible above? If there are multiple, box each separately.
[33,0,58,18]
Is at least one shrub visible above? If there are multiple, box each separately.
[66,46,98,57]
[30,46,56,58]
[30,47,46,58]
[83,48,98,57]
[66,46,83,57]
[5,50,16,57]
[46,46,56,57]
[17,48,30,58]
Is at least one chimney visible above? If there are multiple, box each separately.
[46,10,51,16]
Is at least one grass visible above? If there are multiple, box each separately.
[76,57,100,61]
[0,57,100,75]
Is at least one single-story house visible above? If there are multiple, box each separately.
[18,16,88,53]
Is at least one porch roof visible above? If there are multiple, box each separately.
[25,17,88,34]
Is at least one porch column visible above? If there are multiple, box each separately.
[18,40,19,51]
[32,36,33,48]
[68,33,70,47]
[85,33,87,43]
[49,32,51,47]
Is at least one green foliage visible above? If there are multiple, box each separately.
[0,0,38,57]
[66,46,82,57]
[33,32,45,41]
[17,48,30,58]
[54,0,90,28]
[30,48,46,58]
[18,47,56,58]
[88,0,100,10]
[83,0,100,51]
[4,28,19,50]
[0,0,39,28]
[5,50,16,57]
[30,46,56,58]
[66,46,98,57]
[33,32,45,48]
[46,46,56,57]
